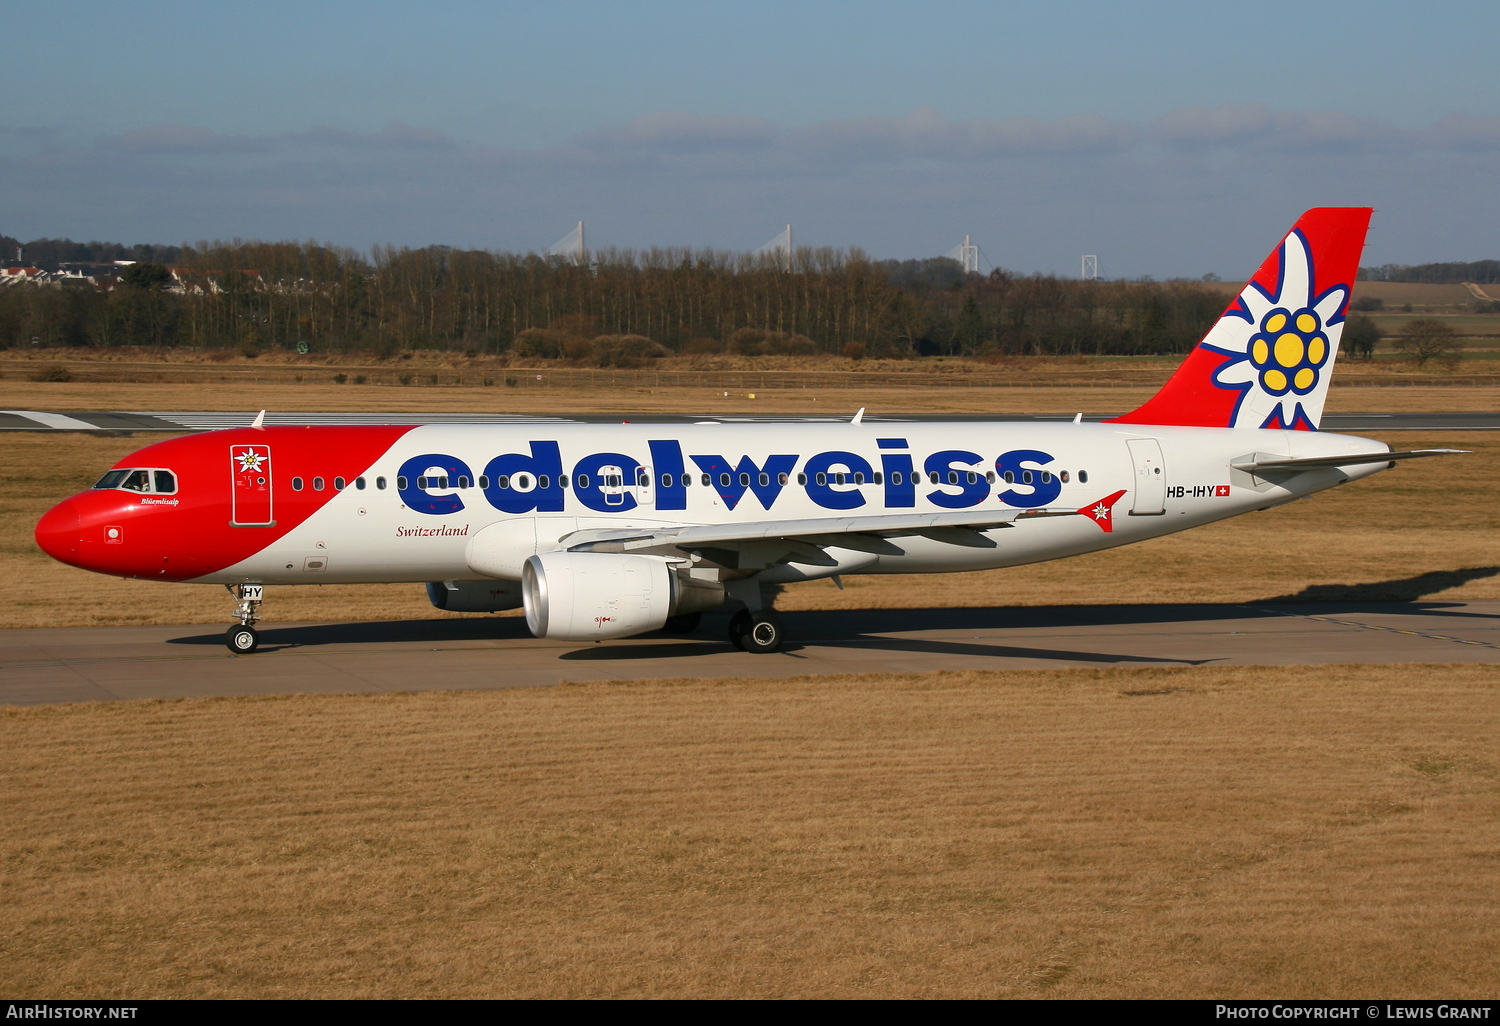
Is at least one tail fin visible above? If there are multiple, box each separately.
[1110,207,1372,431]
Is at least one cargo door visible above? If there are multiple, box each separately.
[230,444,274,526]
[1126,437,1166,516]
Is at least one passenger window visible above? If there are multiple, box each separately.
[966,472,977,485]
[797,473,807,485]
[121,470,151,492]
[1041,472,1052,484]
[93,469,130,489]
[874,472,883,485]
[816,473,827,486]
[334,476,346,490]
[292,477,304,491]
[778,473,788,486]
[497,475,510,489]
[986,471,995,484]
[660,473,671,488]
[759,473,770,487]
[396,476,408,489]
[891,472,902,485]
[1003,471,1014,484]
[576,475,589,489]
[835,473,845,485]
[479,476,489,488]
[947,471,958,485]
[1079,470,1089,484]
[738,473,750,487]
[376,477,387,490]
[457,476,470,489]
[719,473,731,487]
[1022,471,1033,485]
[153,470,177,493]
[701,474,711,486]
[560,475,570,488]
[313,477,325,491]
[356,477,366,490]
[929,472,940,484]
[538,475,550,489]
[854,472,865,485]
[1060,471,1070,483]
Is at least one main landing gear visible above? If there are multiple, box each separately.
[728,609,784,654]
[225,583,264,654]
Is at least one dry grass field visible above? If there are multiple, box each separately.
[2,664,1497,999]
[2,425,1495,630]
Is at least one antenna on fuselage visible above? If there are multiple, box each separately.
[851,407,865,424]
[250,410,266,429]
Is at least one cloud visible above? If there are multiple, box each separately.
[1148,102,1500,154]
[574,111,776,153]
[8,105,1497,275]
[104,124,271,154]
[1420,113,1500,151]
[299,120,458,151]
[98,120,458,155]
[787,107,1136,159]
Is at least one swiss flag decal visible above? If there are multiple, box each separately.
[1077,489,1128,532]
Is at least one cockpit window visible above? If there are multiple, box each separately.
[92,468,178,494]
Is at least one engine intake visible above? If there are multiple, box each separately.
[522,550,722,641]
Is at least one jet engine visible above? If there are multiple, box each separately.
[522,550,723,641]
[425,579,523,612]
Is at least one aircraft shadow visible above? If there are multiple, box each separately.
[557,634,1214,666]
[1261,566,1500,605]
[166,563,1499,651]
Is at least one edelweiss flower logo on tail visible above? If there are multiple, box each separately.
[1206,230,1349,431]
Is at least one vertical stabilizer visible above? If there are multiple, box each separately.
[1110,207,1372,431]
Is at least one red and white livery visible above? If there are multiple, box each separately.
[35,209,1460,653]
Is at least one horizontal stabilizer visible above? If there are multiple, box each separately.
[1231,449,1467,473]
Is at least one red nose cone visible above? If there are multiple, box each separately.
[35,498,83,566]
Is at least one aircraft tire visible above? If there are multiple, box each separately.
[226,625,260,654]
[663,612,702,634]
[741,611,783,654]
[728,610,750,650]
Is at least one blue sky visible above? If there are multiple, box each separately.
[3,1,1497,276]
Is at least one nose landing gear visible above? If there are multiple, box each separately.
[225,583,264,654]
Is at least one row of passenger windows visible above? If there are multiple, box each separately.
[286,468,1091,492]
[92,466,1091,497]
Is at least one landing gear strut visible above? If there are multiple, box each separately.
[225,583,263,654]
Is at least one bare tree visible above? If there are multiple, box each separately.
[1394,318,1461,368]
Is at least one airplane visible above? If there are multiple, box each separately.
[34,208,1463,655]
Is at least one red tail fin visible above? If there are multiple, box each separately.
[1110,208,1372,431]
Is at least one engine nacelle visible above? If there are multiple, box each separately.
[522,550,722,641]
[425,579,523,613]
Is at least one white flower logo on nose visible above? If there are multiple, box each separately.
[237,452,264,472]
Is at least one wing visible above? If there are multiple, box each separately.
[559,505,1084,566]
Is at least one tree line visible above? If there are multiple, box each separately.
[1359,260,1500,284]
[1,239,1235,359]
